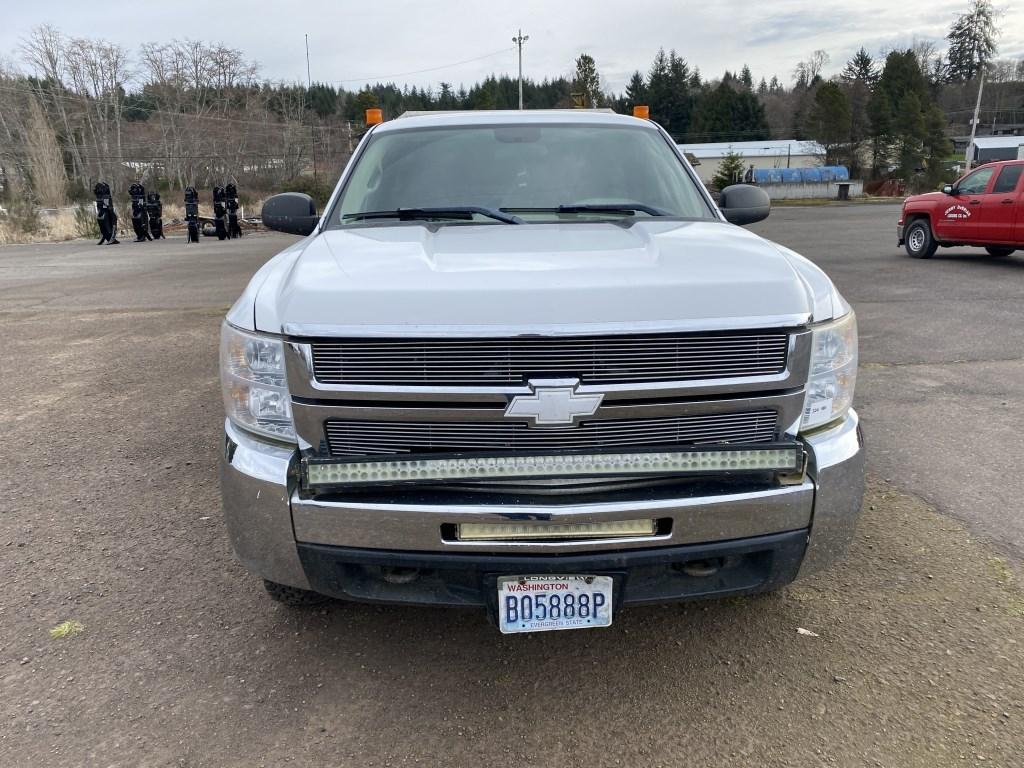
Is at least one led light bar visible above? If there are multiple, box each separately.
[457,519,657,542]
[304,445,803,488]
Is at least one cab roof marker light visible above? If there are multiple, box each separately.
[304,446,804,488]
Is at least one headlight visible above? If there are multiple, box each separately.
[220,323,296,442]
[801,311,857,433]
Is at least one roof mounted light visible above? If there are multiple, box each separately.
[365,108,383,126]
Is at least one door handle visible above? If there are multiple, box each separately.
[1001,199,1014,204]
[969,199,981,205]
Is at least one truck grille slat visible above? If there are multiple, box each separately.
[324,411,778,457]
[310,332,789,386]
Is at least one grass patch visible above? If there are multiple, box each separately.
[989,557,1014,586]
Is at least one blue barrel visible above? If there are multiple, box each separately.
[821,165,850,181]
[801,167,822,183]
[781,168,802,183]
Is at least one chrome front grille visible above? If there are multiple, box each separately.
[310,332,789,386]
[324,410,778,457]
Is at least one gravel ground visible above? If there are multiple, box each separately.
[1,216,1022,767]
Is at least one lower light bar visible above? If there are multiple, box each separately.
[304,446,803,488]
[457,519,657,542]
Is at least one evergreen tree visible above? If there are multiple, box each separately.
[868,49,947,186]
[624,70,647,111]
[841,48,880,86]
[867,87,894,174]
[740,65,753,91]
[437,82,456,110]
[806,82,851,164]
[895,91,926,174]
[712,151,746,190]
[647,49,671,123]
[665,51,693,134]
[946,0,999,82]
[839,48,878,177]
[472,77,498,110]
[690,81,769,142]
[647,49,694,138]
[923,104,952,187]
[573,53,602,107]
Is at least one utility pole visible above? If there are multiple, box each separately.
[512,29,529,110]
[965,69,985,171]
[306,33,317,182]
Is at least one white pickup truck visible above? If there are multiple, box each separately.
[220,110,864,634]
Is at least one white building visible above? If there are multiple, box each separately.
[677,139,826,183]
[968,135,1024,165]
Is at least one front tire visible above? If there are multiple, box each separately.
[904,219,938,259]
[263,579,328,607]
[985,246,1015,258]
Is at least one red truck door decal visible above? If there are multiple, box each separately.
[935,167,995,241]
[943,204,971,221]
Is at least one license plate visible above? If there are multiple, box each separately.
[497,575,613,634]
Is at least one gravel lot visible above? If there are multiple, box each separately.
[2,207,1022,767]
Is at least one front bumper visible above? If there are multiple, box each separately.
[220,411,864,599]
[297,532,808,608]
[897,221,905,245]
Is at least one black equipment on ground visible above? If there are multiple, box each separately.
[225,183,242,239]
[185,186,200,243]
[212,186,228,240]
[128,183,152,242]
[94,182,119,245]
[146,192,165,239]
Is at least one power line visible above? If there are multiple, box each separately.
[317,47,515,85]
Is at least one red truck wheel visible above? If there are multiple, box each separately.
[985,247,1015,258]
[905,220,938,259]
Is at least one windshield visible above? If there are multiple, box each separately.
[331,123,713,225]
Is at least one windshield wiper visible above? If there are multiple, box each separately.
[500,203,670,218]
[555,203,669,216]
[343,206,523,224]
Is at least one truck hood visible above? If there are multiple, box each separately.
[243,221,839,335]
[904,191,944,205]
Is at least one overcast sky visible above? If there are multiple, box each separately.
[1,0,1022,93]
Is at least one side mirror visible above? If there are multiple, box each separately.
[718,184,771,226]
[261,193,319,236]
[942,184,955,195]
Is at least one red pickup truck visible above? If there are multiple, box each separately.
[898,159,1024,258]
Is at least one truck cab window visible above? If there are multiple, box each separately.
[992,165,1023,195]
[958,167,994,195]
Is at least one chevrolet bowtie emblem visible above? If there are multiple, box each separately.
[504,379,604,427]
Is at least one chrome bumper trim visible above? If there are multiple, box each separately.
[290,480,813,553]
[219,411,863,575]
[798,410,865,576]
[220,420,309,589]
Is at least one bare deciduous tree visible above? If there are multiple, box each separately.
[23,94,67,205]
